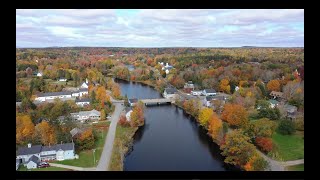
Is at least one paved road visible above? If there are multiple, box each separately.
[50,163,96,171]
[96,99,124,171]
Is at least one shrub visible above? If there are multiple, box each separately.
[252,156,269,171]
[255,137,273,153]
[276,120,296,135]
[119,115,130,127]
[294,119,304,131]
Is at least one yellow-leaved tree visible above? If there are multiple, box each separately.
[198,108,213,129]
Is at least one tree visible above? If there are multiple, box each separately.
[198,108,213,129]
[244,155,269,171]
[245,118,277,139]
[276,120,295,135]
[111,83,121,99]
[208,112,223,143]
[255,137,273,153]
[221,103,248,127]
[219,79,231,93]
[267,79,280,92]
[16,115,35,144]
[130,101,145,127]
[35,121,56,146]
[124,94,129,107]
[220,130,258,170]
[25,67,33,77]
[258,107,281,120]
[100,109,106,121]
[119,115,129,127]
[76,128,95,150]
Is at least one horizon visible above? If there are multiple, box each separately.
[16,9,304,48]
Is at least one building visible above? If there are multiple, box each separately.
[35,92,73,102]
[80,82,89,89]
[70,127,84,138]
[125,107,133,121]
[163,88,178,99]
[17,143,76,169]
[268,99,280,108]
[16,159,21,170]
[183,81,195,93]
[75,98,90,107]
[25,155,40,169]
[283,104,298,119]
[191,90,203,96]
[203,89,217,96]
[128,98,138,106]
[270,91,284,100]
[235,86,240,92]
[203,96,214,107]
[71,109,101,122]
[79,88,89,97]
[36,72,43,77]
[59,78,67,82]
[203,95,227,107]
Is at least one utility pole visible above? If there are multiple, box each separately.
[93,149,96,166]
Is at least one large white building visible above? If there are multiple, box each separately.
[16,143,76,169]
[71,109,101,122]
[163,88,178,99]
[75,98,90,107]
[35,92,73,102]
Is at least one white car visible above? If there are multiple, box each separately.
[107,115,112,119]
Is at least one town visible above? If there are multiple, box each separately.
[16,9,304,172]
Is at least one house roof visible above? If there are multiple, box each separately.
[284,104,297,112]
[37,91,72,97]
[184,83,194,89]
[205,96,214,101]
[75,98,91,103]
[165,88,177,94]
[79,88,88,92]
[17,145,42,156]
[128,98,138,103]
[125,107,132,113]
[70,128,83,137]
[204,89,216,93]
[41,143,75,152]
[27,155,40,164]
[270,91,284,97]
[79,109,100,116]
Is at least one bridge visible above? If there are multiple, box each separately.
[140,98,173,106]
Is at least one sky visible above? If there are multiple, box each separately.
[16,9,304,48]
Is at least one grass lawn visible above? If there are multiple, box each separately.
[109,125,138,171]
[55,121,110,167]
[18,165,70,171]
[286,164,304,171]
[270,131,304,161]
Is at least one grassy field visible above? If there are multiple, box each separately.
[54,121,110,167]
[18,166,70,171]
[270,131,304,161]
[286,164,304,171]
[109,125,138,171]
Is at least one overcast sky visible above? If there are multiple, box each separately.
[16,9,304,48]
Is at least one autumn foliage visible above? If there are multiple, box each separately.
[255,137,273,153]
[208,112,223,143]
[76,128,95,150]
[130,102,145,127]
[219,79,231,94]
[119,115,130,127]
[267,79,281,92]
[221,103,248,127]
[198,108,213,128]
[35,121,57,146]
[16,115,35,144]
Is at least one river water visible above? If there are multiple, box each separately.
[115,79,237,171]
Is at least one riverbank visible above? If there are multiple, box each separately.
[109,125,138,171]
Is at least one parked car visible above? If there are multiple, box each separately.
[107,115,111,119]
[37,162,50,168]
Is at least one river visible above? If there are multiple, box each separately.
[115,79,238,171]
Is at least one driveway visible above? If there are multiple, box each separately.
[50,163,96,171]
[96,99,124,171]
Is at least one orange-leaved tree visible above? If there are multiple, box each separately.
[208,112,223,143]
[221,103,248,127]
[16,114,35,144]
[267,79,280,92]
[219,79,231,94]
[35,121,56,146]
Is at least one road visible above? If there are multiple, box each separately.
[96,96,124,171]
[49,163,96,171]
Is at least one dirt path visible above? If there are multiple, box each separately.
[49,163,96,171]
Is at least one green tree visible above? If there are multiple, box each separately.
[276,120,296,135]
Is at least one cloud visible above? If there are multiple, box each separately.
[16,9,304,47]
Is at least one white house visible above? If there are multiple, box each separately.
[128,98,138,107]
[203,96,214,107]
[79,88,89,97]
[59,78,67,82]
[80,82,89,89]
[26,155,40,169]
[126,110,133,121]
[163,88,178,99]
[36,72,42,77]
[165,69,170,74]
[75,98,90,107]
[191,90,203,96]
[203,96,227,108]
[16,159,21,170]
[71,109,101,122]
[203,89,217,96]
[17,143,76,169]
[235,86,240,92]
[35,92,73,102]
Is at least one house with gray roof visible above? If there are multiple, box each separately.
[75,98,90,107]
[203,89,217,96]
[16,142,76,168]
[283,104,298,119]
[70,127,84,138]
[71,109,101,122]
[35,91,73,102]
